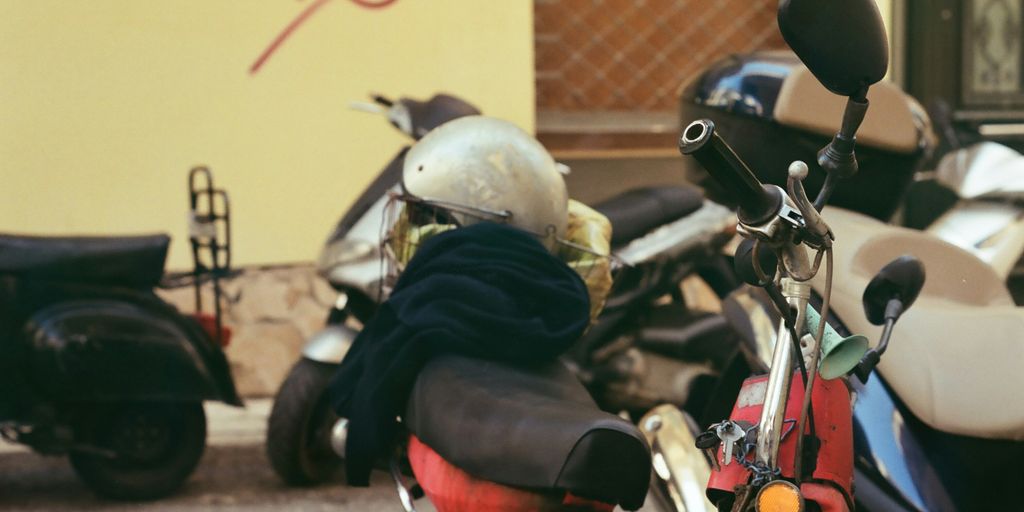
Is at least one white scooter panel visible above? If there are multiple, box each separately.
[817,207,1024,441]
[928,141,1024,279]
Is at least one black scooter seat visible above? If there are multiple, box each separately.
[0,234,170,288]
[405,354,651,510]
[595,186,704,247]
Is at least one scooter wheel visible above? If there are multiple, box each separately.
[266,358,341,486]
[69,401,206,500]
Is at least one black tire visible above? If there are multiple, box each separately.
[266,358,342,486]
[69,401,206,501]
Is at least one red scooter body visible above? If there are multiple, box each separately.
[707,372,853,511]
[408,435,615,512]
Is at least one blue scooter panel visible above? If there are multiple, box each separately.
[22,299,239,404]
[851,376,955,511]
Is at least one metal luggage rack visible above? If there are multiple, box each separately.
[162,166,235,345]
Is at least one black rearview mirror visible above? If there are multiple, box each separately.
[778,0,889,98]
[862,255,926,325]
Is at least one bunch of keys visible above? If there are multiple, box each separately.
[695,420,756,471]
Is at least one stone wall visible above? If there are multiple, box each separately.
[159,265,337,398]
[157,261,722,399]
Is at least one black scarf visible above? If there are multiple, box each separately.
[328,222,591,485]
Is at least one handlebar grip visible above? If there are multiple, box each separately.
[679,119,781,224]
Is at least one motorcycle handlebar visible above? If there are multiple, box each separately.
[679,119,781,225]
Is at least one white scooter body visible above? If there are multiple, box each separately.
[927,142,1024,278]
[820,206,1024,441]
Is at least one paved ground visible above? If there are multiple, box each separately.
[0,400,432,512]
[0,397,666,511]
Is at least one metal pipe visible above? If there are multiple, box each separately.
[755,277,811,468]
[639,405,716,512]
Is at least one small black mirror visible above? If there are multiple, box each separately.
[778,0,889,97]
[862,255,926,325]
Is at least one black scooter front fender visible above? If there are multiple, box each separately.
[22,299,242,406]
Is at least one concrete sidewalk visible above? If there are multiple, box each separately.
[0,398,429,511]
[0,399,275,455]
[205,398,273,447]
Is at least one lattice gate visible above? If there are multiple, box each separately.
[535,0,787,112]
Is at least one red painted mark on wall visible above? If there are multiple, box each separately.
[250,0,398,74]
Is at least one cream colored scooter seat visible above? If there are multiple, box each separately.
[817,208,1024,440]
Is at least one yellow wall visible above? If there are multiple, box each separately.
[877,0,893,33]
[0,1,534,268]
[875,0,896,79]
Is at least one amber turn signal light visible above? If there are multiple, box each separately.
[755,480,805,512]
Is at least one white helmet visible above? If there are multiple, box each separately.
[401,116,568,249]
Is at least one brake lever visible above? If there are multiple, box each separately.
[349,98,414,137]
[349,101,388,115]
[787,161,833,248]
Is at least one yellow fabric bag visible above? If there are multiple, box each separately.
[562,200,614,323]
